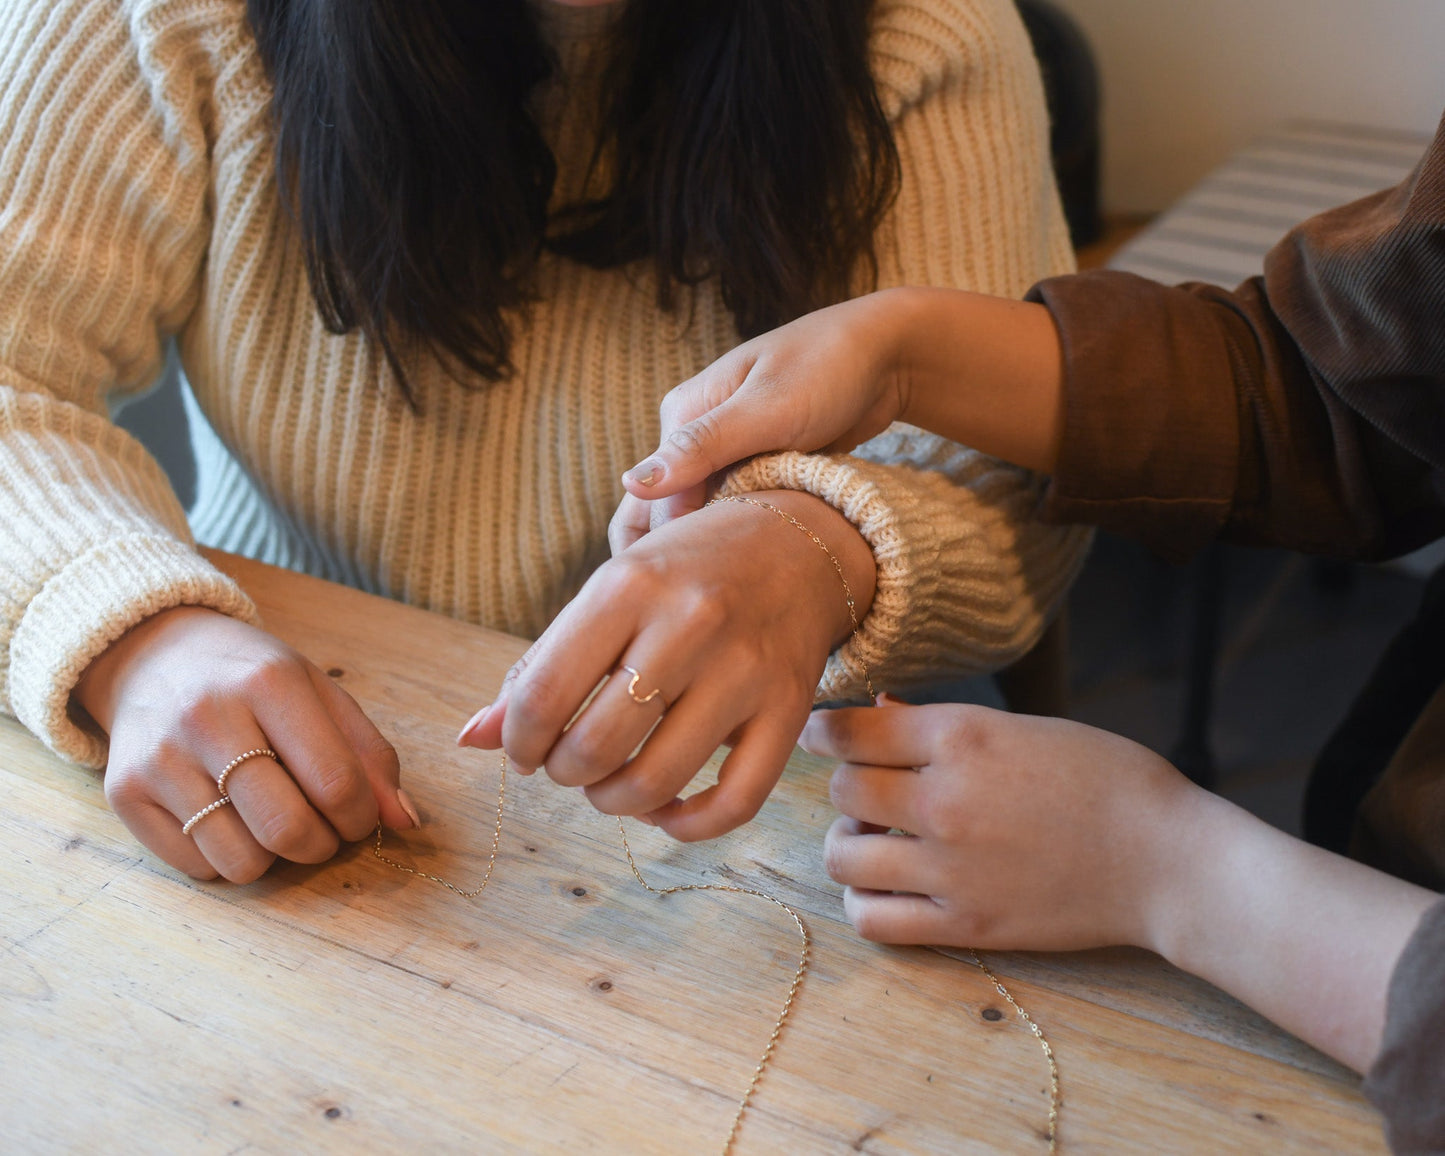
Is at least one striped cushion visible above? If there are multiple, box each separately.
[1109,121,1433,286]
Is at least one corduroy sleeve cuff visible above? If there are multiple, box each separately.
[8,533,261,767]
[718,447,1092,701]
[1028,270,1241,563]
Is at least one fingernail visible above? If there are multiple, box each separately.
[456,703,495,747]
[396,788,422,829]
[626,461,664,488]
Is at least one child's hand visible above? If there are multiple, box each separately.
[803,699,1202,953]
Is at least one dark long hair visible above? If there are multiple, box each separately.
[247,0,900,397]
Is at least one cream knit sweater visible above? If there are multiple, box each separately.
[0,0,1091,768]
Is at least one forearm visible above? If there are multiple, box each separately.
[1151,788,1439,1073]
[877,286,1064,474]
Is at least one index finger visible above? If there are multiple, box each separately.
[253,673,378,842]
[307,665,411,832]
[799,702,933,768]
[500,577,641,770]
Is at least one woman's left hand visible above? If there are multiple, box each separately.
[457,491,876,841]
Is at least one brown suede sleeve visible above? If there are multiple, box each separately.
[1027,111,1445,564]
[1364,896,1445,1152]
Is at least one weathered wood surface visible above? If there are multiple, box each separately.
[1,553,1386,1153]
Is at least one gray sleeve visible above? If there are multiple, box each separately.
[1363,896,1445,1152]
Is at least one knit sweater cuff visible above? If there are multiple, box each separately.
[8,534,261,768]
[718,450,1092,701]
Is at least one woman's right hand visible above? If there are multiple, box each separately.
[74,607,416,883]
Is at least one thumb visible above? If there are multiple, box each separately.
[622,395,782,499]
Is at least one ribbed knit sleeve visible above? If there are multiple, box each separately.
[0,0,259,767]
[721,0,1091,699]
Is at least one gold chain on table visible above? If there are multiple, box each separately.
[371,759,507,897]
[708,496,1059,1149]
[369,494,1060,1152]
[371,758,802,1156]
[617,815,809,1154]
[963,949,1060,1152]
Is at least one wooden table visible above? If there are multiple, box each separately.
[1,554,1386,1153]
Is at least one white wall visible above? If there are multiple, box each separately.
[1046,0,1445,213]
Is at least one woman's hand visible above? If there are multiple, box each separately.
[458,491,877,842]
[74,607,417,883]
[807,698,1196,953]
[612,287,1064,550]
[610,293,912,551]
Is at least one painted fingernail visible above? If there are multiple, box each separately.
[626,461,664,488]
[456,703,495,747]
[396,788,422,829]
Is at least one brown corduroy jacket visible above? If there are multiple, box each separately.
[1029,111,1445,1151]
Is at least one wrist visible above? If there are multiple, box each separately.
[722,490,877,650]
[854,287,924,430]
[74,605,217,732]
[884,287,1065,474]
[1131,779,1232,961]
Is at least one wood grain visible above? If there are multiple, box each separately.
[0,552,1386,1152]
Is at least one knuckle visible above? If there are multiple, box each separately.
[357,730,400,777]
[505,670,563,735]
[283,823,341,864]
[658,382,698,428]
[845,895,887,942]
[248,808,311,857]
[218,848,276,885]
[234,650,306,700]
[603,548,665,596]
[674,586,728,638]
[942,704,993,756]
[543,748,602,789]
[704,790,764,837]
[946,905,993,944]
[822,836,850,882]
[103,761,150,814]
[172,692,230,740]
[305,759,369,815]
[665,415,717,459]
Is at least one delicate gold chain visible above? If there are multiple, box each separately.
[618,817,809,1153]
[369,494,1060,1152]
[371,765,800,1156]
[705,496,875,698]
[371,759,507,897]
[711,494,1059,1149]
[964,949,1060,1152]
